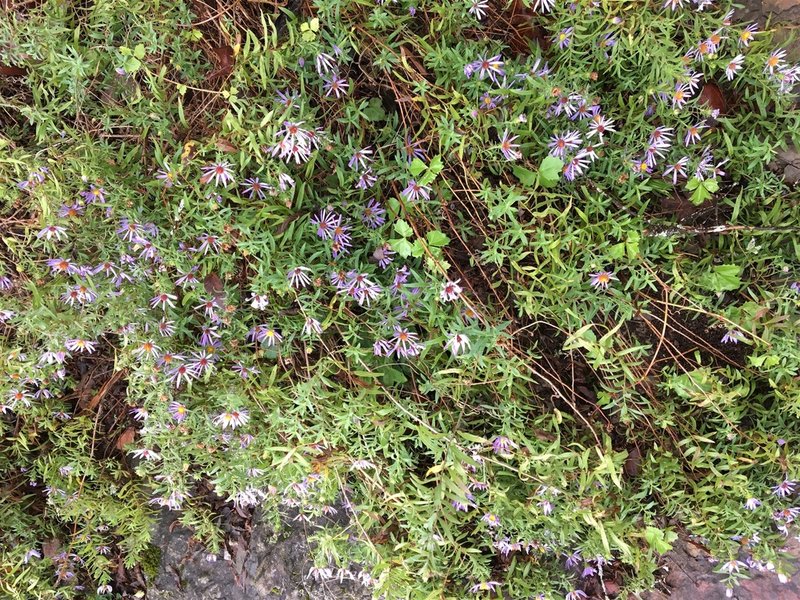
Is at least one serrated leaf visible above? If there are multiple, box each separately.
[394,219,413,238]
[426,230,449,247]
[390,238,412,257]
[539,156,563,188]
[409,158,427,178]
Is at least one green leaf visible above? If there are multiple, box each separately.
[411,239,426,258]
[409,158,427,178]
[363,97,386,122]
[426,230,449,247]
[644,526,677,554]
[133,43,146,59]
[394,219,413,238]
[382,366,407,385]
[698,264,742,292]
[390,238,412,257]
[539,156,563,188]
[511,165,538,187]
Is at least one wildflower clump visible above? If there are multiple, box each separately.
[2,0,800,598]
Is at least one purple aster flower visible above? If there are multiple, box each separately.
[302,317,323,336]
[565,591,588,600]
[232,362,260,379]
[348,147,373,171]
[168,401,188,422]
[200,161,235,187]
[187,350,215,375]
[214,409,249,430]
[373,243,395,269]
[554,27,573,49]
[445,333,471,356]
[150,292,177,310]
[491,435,517,454]
[323,74,349,98]
[739,24,758,48]
[766,49,787,75]
[663,157,689,184]
[47,258,78,275]
[563,153,590,181]
[362,199,386,228]
[392,327,423,357]
[241,177,268,199]
[175,266,200,288]
[155,164,177,187]
[196,233,221,255]
[81,185,105,204]
[481,512,501,528]
[403,134,427,163]
[726,55,744,81]
[341,271,382,306]
[287,266,313,289]
[744,498,761,510]
[65,339,97,353]
[311,209,341,240]
[548,131,582,158]
[37,224,68,241]
[401,180,431,203]
[168,363,198,387]
[473,54,505,83]
[275,88,299,108]
[315,52,337,75]
[589,270,617,290]
[356,168,378,190]
[0,276,11,291]
[469,581,501,594]
[772,479,796,498]
[373,338,393,356]
[468,0,488,20]
[499,129,522,161]
[721,330,745,344]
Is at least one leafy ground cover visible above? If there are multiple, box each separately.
[2,0,800,598]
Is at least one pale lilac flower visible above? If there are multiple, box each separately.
[168,401,188,422]
[0,276,11,290]
[214,409,250,430]
[473,54,505,83]
[175,267,200,288]
[445,333,471,356]
[563,153,590,181]
[315,52,337,75]
[587,115,616,140]
[373,338,393,357]
[302,317,323,336]
[721,330,744,344]
[663,157,689,184]
[649,126,673,148]
[765,49,787,75]
[554,27,573,50]
[81,185,105,204]
[401,180,431,203]
[499,129,522,161]
[440,279,463,302]
[65,339,97,353]
[150,292,177,310]
[589,270,617,290]
[362,199,386,228]
[249,293,269,310]
[130,448,161,461]
[311,209,341,239]
[739,24,758,48]
[671,82,692,108]
[467,0,488,20]
[241,177,268,199]
[200,161,235,187]
[232,362,260,379]
[374,243,395,269]
[188,350,215,374]
[492,436,517,454]
[356,168,378,190]
[469,581,501,594]
[725,55,744,81]
[392,327,423,358]
[133,340,161,360]
[196,233,222,255]
[348,147,373,171]
[155,164,177,187]
[47,257,78,276]
[744,498,761,510]
[168,363,198,387]
[278,173,295,191]
[684,122,706,146]
[37,225,67,241]
[97,584,113,594]
[548,131,582,158]
[323,74,349,98]
[565,591,588,600]
[482,512,501,528]
[158,320,176,337]
[773,479,796,498]
[287,266,313,289]
[532,0,554,12]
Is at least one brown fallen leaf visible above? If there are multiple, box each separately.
[698,81,726,113]
[115,427,136,450]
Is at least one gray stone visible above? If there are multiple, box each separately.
[146,509,371,600]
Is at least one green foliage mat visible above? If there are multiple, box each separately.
[1,0,800,597]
